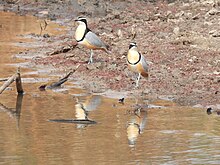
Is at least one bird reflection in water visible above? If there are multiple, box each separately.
[75,95,101,128]
[127,108,147,147]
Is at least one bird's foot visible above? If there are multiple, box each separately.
[88,59,93,64]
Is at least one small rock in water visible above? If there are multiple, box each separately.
[118,97,124,104]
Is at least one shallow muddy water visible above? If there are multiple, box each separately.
[0,12,220,165]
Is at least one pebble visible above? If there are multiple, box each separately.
[115,75,122,81]
[175,11,184,18]
[43,34,50,38]
[38,10,49,16]
[209,30,220,37]
[173,27,180,35]
[207,8,220,15]
[112,11,121,19]
[192,13,200,20]
[117,29,123,38]
[188,56,198,63]
[86,65,96,70]
[212,32,220,37]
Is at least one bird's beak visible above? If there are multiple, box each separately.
[74,19,78,22]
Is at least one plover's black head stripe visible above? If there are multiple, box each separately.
[77,16,86,20]
[76,17,87,26]
[129,42,137,49]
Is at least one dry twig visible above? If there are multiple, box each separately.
[0,68,24,94]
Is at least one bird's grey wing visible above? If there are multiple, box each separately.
[85,95,102,111]
[139,111,147,133]
[141,54,149,72]
[85,31,106,48]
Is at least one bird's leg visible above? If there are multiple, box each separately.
[88,49,94,64]
[136,73,141,87]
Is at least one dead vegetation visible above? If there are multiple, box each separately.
[0,68,24,95]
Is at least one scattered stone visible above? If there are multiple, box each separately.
[168,13,176,19]
[117,29,123,38]
[173,27,180,35]
[213,71,220,75]
[213,77,220,83]
[192,13,200,20]
[118,97,124,104]
[112,11,121,19]
[193,104,203,108]
[209,30,220,37]
[115,75,122,81]
[175,11,184,18]
[38,10,49,16]
[94,62,102,69]
[43,33,50,38]
[207,8,220,15]
[86,65,96,70]
[188,56,198,63]
[107,64,117,70]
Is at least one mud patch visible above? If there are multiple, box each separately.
[1,0,220,107]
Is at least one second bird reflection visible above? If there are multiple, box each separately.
[75,95,102,128]
[127,110,147,148]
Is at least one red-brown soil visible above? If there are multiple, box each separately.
[1,0,219,107]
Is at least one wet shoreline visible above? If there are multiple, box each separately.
[1,1,219,108]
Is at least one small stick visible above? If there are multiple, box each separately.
[0,78,8,82]
[40,23,43,35]
[44,20,48,30]
[39,20,48,35]
[16,68,24,94]
[0,68,24,94]
[0,73,17,94]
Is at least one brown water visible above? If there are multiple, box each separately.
[0,12,220,165]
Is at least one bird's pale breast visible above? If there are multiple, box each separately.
[127,50,140,64]
[75,25,86,41]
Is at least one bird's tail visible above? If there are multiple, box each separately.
[104,44,111,54]
[141,72,149,78]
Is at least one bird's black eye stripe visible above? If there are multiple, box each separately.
[77,17,87,26]
[129,42,137,49]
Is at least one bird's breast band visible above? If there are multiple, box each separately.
[127,53,141,65]
[76,28,91,42]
